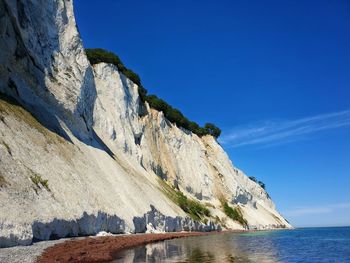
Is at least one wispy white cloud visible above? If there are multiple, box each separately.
[283,203,350,217]
[219,110,350,148]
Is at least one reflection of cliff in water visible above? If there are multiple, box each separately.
[112,232,279,263]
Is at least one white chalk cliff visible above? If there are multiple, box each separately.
[0,0,291,248]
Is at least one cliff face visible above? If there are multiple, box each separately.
[92,63,290,230]
[0,0,291,248]
[0,0,95,139]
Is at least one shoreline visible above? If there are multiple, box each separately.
[0,228,290,263]
[36,232,219,263]
[36,228,291,263]
[0,228,291,263]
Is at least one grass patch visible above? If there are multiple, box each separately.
[30,173,50,192]
[176,191,211,221]
[159,179,210,222]
[221,200,248,228]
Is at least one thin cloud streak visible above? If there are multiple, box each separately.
[283,203,350,217]
[219,110,350,148]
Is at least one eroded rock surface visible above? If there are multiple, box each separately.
[0,0,291,248]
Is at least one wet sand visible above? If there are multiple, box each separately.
[37,232,214,263]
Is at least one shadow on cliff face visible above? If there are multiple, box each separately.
[0,92,73,143]
[133,205,220,234]
[28,206,220,246]
[0,234,32,248]
[32,212,126,243]
[0,0,112,154]
[133,205,183,233]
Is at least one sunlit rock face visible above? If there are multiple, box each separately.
[0,0,291,248]
[92,62,291,231]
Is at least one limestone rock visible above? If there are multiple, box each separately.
[0,0,291,248]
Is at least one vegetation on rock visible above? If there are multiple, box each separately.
[221,200,248,228]
[248,176,266,190]
[30,173,50,192]
[159,179,210,222]
[176,190,211,221]
[86,48,221,138]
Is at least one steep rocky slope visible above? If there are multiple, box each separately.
[0,0,291,248]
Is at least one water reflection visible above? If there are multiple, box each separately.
[112,232,281,263]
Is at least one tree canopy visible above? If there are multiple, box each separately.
[86,48,221,138]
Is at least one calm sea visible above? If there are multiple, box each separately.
[113,227,350,263]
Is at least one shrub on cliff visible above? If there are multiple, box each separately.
[85,48,222,138]
[30,173,50,192]
[86,48,124,71]
[159,179,210,222]
[248,176,266,190]
[204,123,221,138]
[146,95,210,136]
[86,48,141,87]
[146,95,170,113]
[258,181,266,189]
[249,176,257,183]
[176,191,211,221]
[86,48,149,102]
[222,201,247,228]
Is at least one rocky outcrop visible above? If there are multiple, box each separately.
[0,0,291,248]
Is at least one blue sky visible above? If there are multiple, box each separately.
[74,0,350,227]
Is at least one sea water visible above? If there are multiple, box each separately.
[113,227,350,262]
